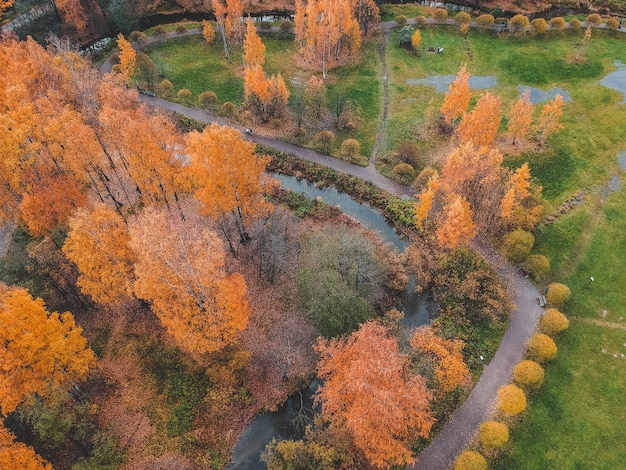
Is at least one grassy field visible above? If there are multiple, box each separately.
[146,33,381,157]
[384,26,626,204]
[495,190,626,469]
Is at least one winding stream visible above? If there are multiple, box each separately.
[227,174,436,469]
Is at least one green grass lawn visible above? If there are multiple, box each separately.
[146,33,381,157]
[495,185,626,469]
[384,26,626,203]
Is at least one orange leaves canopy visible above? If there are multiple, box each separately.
[315,322,434,468]
[410,326,471,393]
[456,91,501,148]
[507,89,534,144]
[186,123,275,233]
[500,163,543,229]
[537,93,564,140]
[0,423,52,470]
[116,33,136,84]
[130,207,250,355]
[63,204,137,305]
[243,17,266,67]
[441,64,470,124]
[0,284,95,415]
[437,192,476,249]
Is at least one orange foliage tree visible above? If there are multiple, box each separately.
[441,64,471,125]
[63,204,137,305]
[0,284,95,415]
[116,33,136,84]
[213,0,230,59]
[456,91,501,148]
[410,326,471,393]
[54,0,88,36]
[351,0,381,35]
[130,207,250,355]
[414,173,440,229]
[186,123,276,243]
[315,322,435,468]
[437,192,477,249]
[0,0,13,20]
[225,0,243,44]
[243,17,266,67]
[202,19,216,45]
[537,94,564,142]
[0,423,52,470]
[295,0,362,78]
[500,162,543,230]
[507,89,534,144]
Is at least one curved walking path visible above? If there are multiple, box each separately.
[105,17,559,468]
[138,95,543,469]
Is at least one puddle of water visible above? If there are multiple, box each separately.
[407,75,497,93]
[608,175,622,192]
[517,86,572,104]
[600,62,626,104]
[617,150,626,169]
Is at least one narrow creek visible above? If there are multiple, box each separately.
[228,174,436,469]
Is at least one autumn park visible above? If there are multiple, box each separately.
[1,0,626,468]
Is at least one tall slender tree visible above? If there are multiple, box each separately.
[441,64,471,125]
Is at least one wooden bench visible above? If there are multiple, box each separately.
[537,295,547,308]
[427,47,436,52]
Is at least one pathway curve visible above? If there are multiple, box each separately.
[139,95,544,470]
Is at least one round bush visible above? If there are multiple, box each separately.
[513,360,545,390]
[415,166,438,189]
[395,15,407,26]
[586,14,602,26]
[414,15,427,26]
[294,127,307,138]
[393,163,416,185]
[433,8,449,23]
[176,88,192,102]
[280,21,294,32]
[456,11,471,24]
[477,14,495,28]
[221,101,237,117]
[259,21,272,31]
[527,333,557,363]
[606,17,619,30]
[176,25,187,35]
[198,91,218,108]
[395,140,422,167]
[509,14,530,31]
[531,18,547,35]
[546,282,571,307]
[153,25,167,37]
[497,384,527,416]
[539,308,570,336]
[569,18,581,29]
[549,17,566,31]
[524,254,550,280]
[454,450,487,470]
[502,229,534,264]
[340,139,361,160]
[156,79,173,97]
[479,420,509,449]
[313,130,335,154]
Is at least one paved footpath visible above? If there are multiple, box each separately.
[139,96,545,469]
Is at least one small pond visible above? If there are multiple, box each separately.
[227,174,437,469]
[406,75,497,93]
[517,85,571,104]
[600,61,626,104]
[617,150,626,170]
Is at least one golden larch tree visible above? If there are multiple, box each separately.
[414,173,440,229]
[129,206,250,355]
[437,192,476,249]
[225,0,243,43]
[456,91,501,148]
[0,284,95,415]
[507,89,534,144]
[186,123,275,241]
[0,423,52,470]
[202,20,216,45]
[315,322,435,468]
[500,163,543,230]
[410,326,472,393]
[243,16,266,67]
[213,0,230,59]
[537,94,564,142]
[411,29,422,50]
[441,64,471,125]
[116,33,136,84]
[63,204,137,305]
